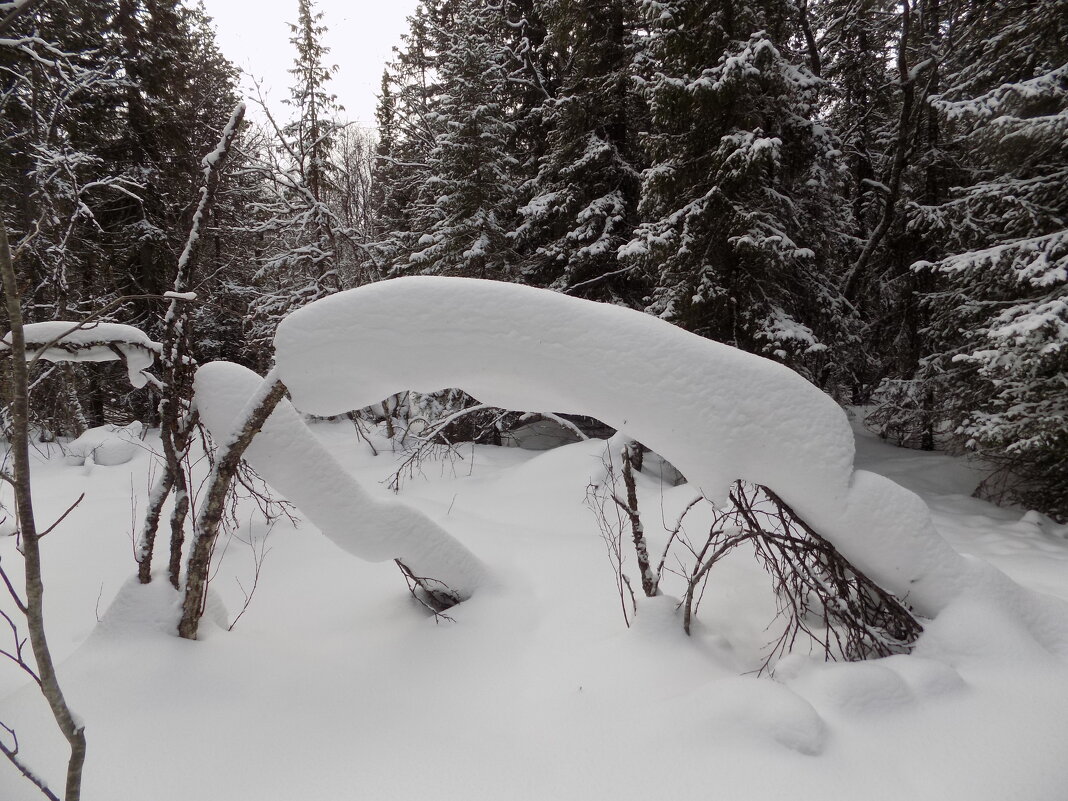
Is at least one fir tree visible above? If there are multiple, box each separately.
[623,0,851,378]
[514,0,644,302]
[908,0,1068,516]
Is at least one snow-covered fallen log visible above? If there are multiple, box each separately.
[263,277,1068,654]
[0,320,160,387]
[193,361,487,599]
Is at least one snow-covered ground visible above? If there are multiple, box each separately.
[2,416,1068,800]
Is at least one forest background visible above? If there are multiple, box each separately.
[1,0,1066,520]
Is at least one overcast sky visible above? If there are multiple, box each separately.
[201,0,421,129]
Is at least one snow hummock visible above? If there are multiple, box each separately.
[65,422,144,469]
[1,321,160,387]
[268,277,1068,651]
[193,361,487,597]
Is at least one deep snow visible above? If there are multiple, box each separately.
[2,415,1068,800]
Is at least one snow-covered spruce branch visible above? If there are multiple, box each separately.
[0,318,159,375]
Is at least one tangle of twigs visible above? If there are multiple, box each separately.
[681,481,922,671]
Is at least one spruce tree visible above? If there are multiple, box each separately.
[514,0,644,302]
[909,0,1068,516]
[402,0,520,278]
[247,0,350,361]
[623,0,851,378]
[365,2,446,276]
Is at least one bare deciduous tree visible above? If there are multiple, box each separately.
[1,217,87,801]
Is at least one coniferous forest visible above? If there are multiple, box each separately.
[2,0,1066,519]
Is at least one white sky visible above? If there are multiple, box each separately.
[201,0,421,129]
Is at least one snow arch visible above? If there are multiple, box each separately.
[196,278,1068,652]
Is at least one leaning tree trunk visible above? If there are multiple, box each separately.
[178,374,288,640]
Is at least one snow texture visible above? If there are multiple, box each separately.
[193,361,487,597]
[0,321,160,387]
[5,412,1068,800]
[65,422,144,469]
[269,277,1068,650]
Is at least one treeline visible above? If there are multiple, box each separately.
[370,0,1067,518]
[1,0,1066,519]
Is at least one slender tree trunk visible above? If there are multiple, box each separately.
[139,104,244,583]
[843,0,920,301]
[797,0,822,77]
[1,219,87,801]
[137,467,175,584]
[619,443,656,597]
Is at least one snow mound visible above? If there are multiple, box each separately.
[65,421,144,468]
[787,661,916,716]
[880,655,967,698]
[265,277,1068,654]
[193,361,487,597]
[0,321,160,387]
[93,574,227,641]
[703,677,828,755]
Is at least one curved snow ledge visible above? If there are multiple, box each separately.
[1,321,160,387]
[267,277,1068,654]
[193,361,487,597]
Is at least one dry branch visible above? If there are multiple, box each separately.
[680,481,923,670]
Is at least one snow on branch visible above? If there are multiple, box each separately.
[0,321,160,387]
[193,361,486,600]
[264,278,1068,656]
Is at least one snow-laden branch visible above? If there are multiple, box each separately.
[261,277,1068,656]
[0,321,160,387]
[170,101,246,316]
[193,362,487,600]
